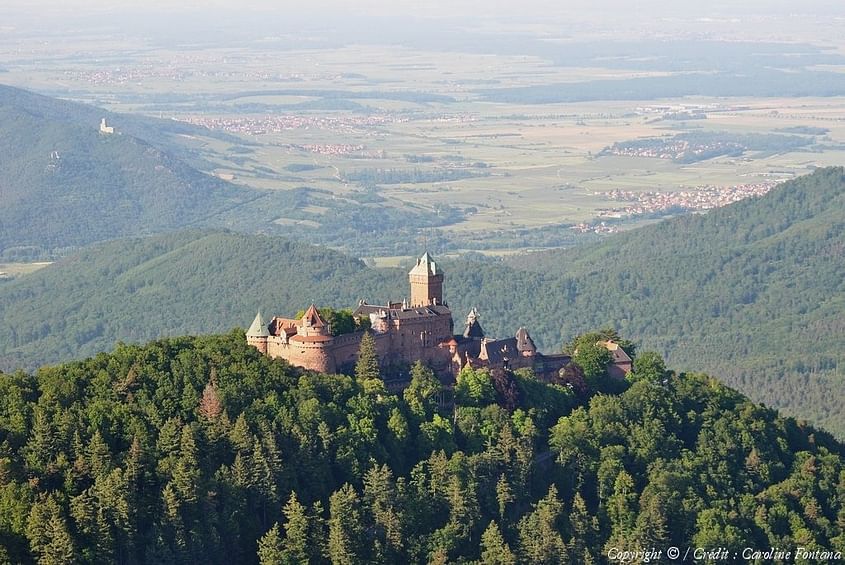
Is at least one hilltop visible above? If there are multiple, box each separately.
[0,85,252,258]
[0,169,843,437]
[0,332,842,563]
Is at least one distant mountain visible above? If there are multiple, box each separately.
[1,169,844,438]
[0,84,253,258]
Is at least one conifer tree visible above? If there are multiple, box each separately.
[27,497,76,565]
[199,379,223,421]
[328,484,364,565]
[517,485,568,564]
[363,464,405,561]
[496,474,514,522]
[568,492,598,564]
[257,523,285,565]
[87,431,112,479]
[280,492,309,563]
[480,521,516,565]
[172,426,200,505]
[354,331,381,384]
[605,471,639,555]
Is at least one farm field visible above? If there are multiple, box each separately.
[3,18,845,253]
[0,262,52,280]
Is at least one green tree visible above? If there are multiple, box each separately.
[355,331,381,388]
[604,470,639,556]
[496,474,514,522]
[279,492,310,563]
[257,523,284,565]
[480,521,516,565]
[455,366,495,407]
[328,484,364,565]
[631,351,667,384]
[572,342,612,392]
[404,361,442,418]
[517,485,568,564]
[27,497,76,565]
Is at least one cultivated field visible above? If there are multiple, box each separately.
[3,26,845,253]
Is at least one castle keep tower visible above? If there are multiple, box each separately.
[409,252,444,307]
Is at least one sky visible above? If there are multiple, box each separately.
[5,0,844,17]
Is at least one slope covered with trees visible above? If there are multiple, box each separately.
[0,85,252,258]
[0,231,401,371]
[1,168,844,438]
[505,166,845,438]
[0,332,842,563]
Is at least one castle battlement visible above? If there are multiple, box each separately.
[246,252,575,383]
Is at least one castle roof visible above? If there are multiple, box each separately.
[303,304,327,328]
[515,327,536,352]
[599,340,632,363]
[480,337,518,365]
[353,303,451,320]
[247,311,270,337]
[409,252,441,277]
[464,307,485,339]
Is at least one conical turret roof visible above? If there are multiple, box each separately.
[303,304,327,328]
[247,311,270,337]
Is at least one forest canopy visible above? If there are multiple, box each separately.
[0,331,843,563]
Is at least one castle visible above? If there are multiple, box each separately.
[246,252,577,383]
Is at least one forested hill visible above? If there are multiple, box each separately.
[0,85,251,258]
[0,231,401,371]
[1,169,844,437]
[0,332,843,563]
[505,166,845,438]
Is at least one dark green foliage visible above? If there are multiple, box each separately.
[0,333,843,562]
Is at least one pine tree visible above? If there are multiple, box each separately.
[480,521,516,565]
[25,409,58,474]
[496,474,514,522]
[568,492,598,564]
[42,510,76,565]
[280,492,309,563]
[363,464,405,561]
[87,431,112,478]
[328,484,364,565]
[172,426,200,505]
[355,331,381,384]
[198,379,223,421]
[230,413,253,455]
[517,485,568,564]
[605,470,638,555]
[28,497,76,565]
[257,523,285,565]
